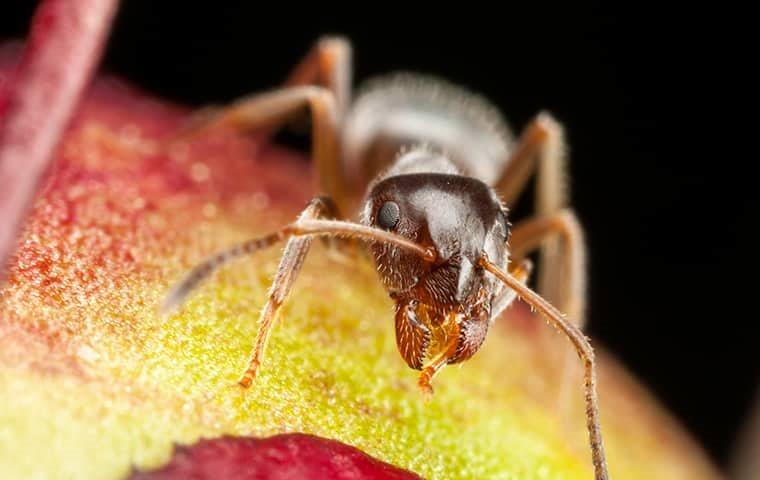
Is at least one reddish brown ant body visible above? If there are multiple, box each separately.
[163,37,609,480]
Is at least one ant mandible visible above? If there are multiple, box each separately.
[162,37,609,480]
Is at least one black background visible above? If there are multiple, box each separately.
[3,0,758,470]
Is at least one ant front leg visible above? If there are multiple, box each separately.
[238,196,337,388]
[494,114,585,326]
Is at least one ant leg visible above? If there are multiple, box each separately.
[282,36,352,116]
[509,209,589,446]
[238,196,336,388]
[194,86,348,213]
[509,209,586,324]
[494,114,577,325]
[234,36,352,141]
[180,37,352,212]
[496,113,566,211]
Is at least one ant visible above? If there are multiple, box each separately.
[162,37,609,480]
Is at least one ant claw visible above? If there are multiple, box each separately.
[418,372,435,402]
[238,365,259,388]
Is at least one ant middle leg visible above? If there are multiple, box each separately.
[509,209,586,324]
[186,87,347,213]
[238,196,337,388]
[509,209,589,429]
[178,37,353,213]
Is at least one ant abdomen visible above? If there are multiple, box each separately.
[342,73,515,189]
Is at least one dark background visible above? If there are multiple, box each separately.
[3,0,758,470]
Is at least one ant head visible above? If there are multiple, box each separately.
[362,152,510,310]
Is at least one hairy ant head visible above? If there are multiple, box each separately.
[362,150,510,313]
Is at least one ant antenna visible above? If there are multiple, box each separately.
[478,254,608,480]
[160,219,437,315]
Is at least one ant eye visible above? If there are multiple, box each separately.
[377,201,401,230]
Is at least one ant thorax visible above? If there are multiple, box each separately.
[343,74,514,191]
